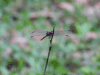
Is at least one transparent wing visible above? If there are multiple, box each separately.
[30,30,47,42]
[30,30,70,42]
[30,30,47,37]
[30,30,70,37]
[54,31,69,36]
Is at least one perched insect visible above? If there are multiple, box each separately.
[30,30,70,41]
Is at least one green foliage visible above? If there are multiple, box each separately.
[56,66,68,74]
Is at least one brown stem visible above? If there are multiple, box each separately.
[43,26,55,75]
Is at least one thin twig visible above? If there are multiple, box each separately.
[43,26,55,75]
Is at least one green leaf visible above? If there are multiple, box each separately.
[18,57,24,71]
[75,23,84,35]
[56,66,68,74]
[50,60,59,68]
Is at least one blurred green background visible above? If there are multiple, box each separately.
[0,0,100,75]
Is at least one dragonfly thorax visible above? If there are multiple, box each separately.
[46,31,53,36]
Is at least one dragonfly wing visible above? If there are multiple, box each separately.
[31,30,47,33]
[30,30,47,42]
[30,30,47,37]
[54,31,68,36]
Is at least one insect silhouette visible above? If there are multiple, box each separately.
[31,30,70,41]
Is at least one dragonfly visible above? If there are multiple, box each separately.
[30,29,70,41]
[30,27,70,75]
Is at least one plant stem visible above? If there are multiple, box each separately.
[43,26,55,75]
